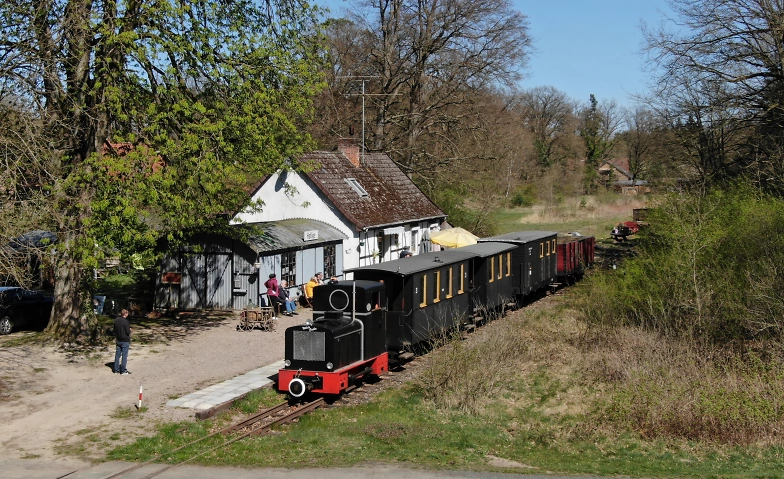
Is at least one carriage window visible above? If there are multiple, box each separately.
[506,252,511,277]
[433,271,441,303]
[281,251,296,285]
[446,268,453,299]
[551,239,556,253]
[540,242,544,258]
[458,264,465,294]
[419,274,427,307]
[546,240,551,256]
[497,255,503,279]
[489,257,495,283]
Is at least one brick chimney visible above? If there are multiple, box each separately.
[338,138,361,167]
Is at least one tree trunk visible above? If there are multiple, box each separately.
[44,232,92,344]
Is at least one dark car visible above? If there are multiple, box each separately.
[0,287,54,335]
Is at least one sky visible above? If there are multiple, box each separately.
[315,0,676,109]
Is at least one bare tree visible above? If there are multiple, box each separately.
[336,0,532,181]
[515,86,577,168]
[644,0,784,189]
[621,106,661,183]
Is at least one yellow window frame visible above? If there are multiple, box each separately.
[446,268,453,299]
[458,264,465,294]
[551,238,556,253]
[433,270,441,303]
[419,274,427,308]
[489,257,495,283]
[506,252,511,277]
[497,254,503,279]
[540,242,544,258]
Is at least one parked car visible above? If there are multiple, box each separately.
[0,287,54,335]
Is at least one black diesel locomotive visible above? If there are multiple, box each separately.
[278,231,594,397]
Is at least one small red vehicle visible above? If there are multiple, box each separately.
[611,221,640,241]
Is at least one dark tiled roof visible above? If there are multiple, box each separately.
[301,151,445,231]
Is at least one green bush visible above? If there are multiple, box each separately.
[510,191,533,208]
[577,183,784,345]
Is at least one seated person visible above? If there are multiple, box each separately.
[328,276,339,284]
[303,276,319,306]
[278,280,298,316]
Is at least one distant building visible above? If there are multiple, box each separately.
[598,158,649,195]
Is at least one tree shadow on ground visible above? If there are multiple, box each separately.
[109,310,240,345]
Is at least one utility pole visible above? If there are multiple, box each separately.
[337,76,396,160]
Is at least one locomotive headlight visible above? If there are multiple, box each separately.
[284,360,291,367]
[326,362,334,370]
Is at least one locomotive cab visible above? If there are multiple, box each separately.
[278,281,389,397]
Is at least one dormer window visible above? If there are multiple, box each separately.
[345,178,369,198]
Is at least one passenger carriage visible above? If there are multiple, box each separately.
[346,249,476,360]
[456,242,518,318]
[479,231,558,303]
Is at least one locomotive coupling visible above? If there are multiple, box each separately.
[288,376,323,398]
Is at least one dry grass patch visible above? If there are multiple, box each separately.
[583,326,784,445]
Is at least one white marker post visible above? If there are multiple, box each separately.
[138,384,143,409]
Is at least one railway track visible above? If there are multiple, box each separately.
[83,397,325,479]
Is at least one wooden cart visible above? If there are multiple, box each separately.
[237,306,276,331]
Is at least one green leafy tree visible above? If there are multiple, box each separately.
[0,0,325,342]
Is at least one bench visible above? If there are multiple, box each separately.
[237,307,276,332]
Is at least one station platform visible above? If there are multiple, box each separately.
[165,360,284,411]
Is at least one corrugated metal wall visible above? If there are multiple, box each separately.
[156,238,347,311]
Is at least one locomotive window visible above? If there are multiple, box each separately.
[497,255,503,280]
[489,257,495,283]
[506,252,511,277]
[419,274,427,308]
[281,250,296,285]
[458,264,465,294]
[540,242,544,258]
[446,268,453,299]
[433,270,441,303]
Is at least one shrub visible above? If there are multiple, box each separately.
[577,183,784,345]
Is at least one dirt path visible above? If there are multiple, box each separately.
[0,311,303,461]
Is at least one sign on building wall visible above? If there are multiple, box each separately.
[303,230,318,241]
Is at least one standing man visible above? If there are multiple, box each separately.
[113,309,131,375]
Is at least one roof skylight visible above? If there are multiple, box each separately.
[345,178,369,198]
